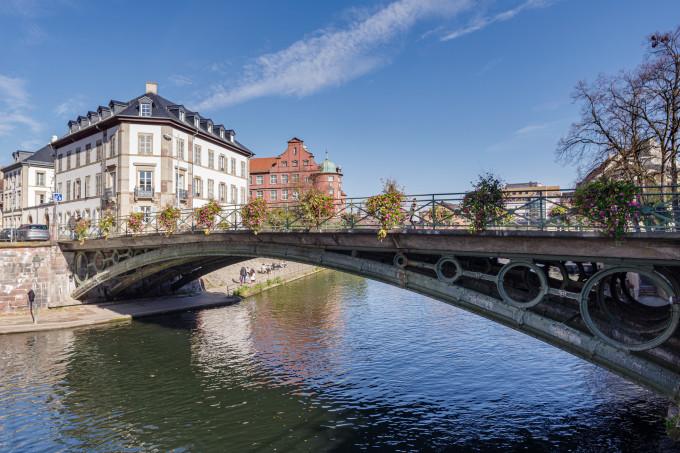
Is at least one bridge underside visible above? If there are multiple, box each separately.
[59,230,680,403]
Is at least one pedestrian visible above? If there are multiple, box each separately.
[249,268,256,283]
[409,198,418,229]
[239,266,247,284]
[67,215,77,240]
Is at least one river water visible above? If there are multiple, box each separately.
[0,271,674,451]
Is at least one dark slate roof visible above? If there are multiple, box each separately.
[105,92,252,155]
[25,144,54,164]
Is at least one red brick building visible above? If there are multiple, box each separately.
[250,137,345,204]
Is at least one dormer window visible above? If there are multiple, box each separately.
[179,111,185,121]
[194,117,199,128]
[220,129,224,139]
[208,124,213,133]
[140,102,152,117]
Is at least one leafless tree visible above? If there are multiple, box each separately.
[557,26,680,194]
[638,28,680,192]
[557,74,650,186]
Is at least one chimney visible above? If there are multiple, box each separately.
[145,81,158,95]
[50,135,58,143]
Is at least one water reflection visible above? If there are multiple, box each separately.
[0,271,674,451]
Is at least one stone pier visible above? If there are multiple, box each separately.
[0,243,78,313]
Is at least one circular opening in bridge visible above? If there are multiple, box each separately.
[93,251,106,272]
[539,262,575,290]
[393,254,408,269]
[497,261,548,308]
[435,257,462,284]
[579,267,679,351]
[73,252,89,285]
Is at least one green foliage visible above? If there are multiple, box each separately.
[549,205,568,218]
[461,173,506,233]
[98,211,115,240]
[233,277,284,297]
[340,211,361,228]
[74,218,91,244]
[241,198,268,234]
[366,181,405,240]
[573,178,640,239]
[266,207,296,230]
[297,189,335,229]
[127,212,145,234]
[425,205,455,226]
[666,414,680,441]
[195,199,222,235]
[158,205,181,236]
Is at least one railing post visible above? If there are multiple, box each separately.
[431,194,436,230]
[285,204,290,231]
[539,190,545,231]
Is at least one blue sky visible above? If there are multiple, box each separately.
[0,0,678,195]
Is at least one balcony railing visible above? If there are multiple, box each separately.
[178,189,188,201]
[134,187,154,199]
[103,188,114,200]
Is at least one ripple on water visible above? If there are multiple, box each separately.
[0,271,673,451]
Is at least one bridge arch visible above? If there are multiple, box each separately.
[64,237,680,403]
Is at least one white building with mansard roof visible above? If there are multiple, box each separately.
[1,144,55,228]
[52,82,252,228]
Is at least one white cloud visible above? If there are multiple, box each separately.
[196,0,474,110]
[54,95,85,117]
[0,74,40,137]
[514,123,548,135]
[0,74,28,107]
[169,74,193,87]
[441,0,549,41]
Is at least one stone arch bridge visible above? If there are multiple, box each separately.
[58,230,680,403]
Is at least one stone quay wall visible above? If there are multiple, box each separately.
[0,243,79,314]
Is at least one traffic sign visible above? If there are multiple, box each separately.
[53,193,63,202]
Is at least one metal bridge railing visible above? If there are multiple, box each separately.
[57,186,680,240]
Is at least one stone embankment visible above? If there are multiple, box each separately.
[0,242,322,333]
[202,258,322,297]
[0,243,78,313]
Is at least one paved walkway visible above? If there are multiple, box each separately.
[0,291,238,335]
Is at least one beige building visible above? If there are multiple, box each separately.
[52,82,253,228]
[1,145,55,228]
[504,182,562,224]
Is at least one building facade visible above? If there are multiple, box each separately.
[52,82,252,228]
[504,182,562,224]
[249,137,345,204]
[1,145,55,228]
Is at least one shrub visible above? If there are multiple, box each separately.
[549,205,568,218]
[297,189,335,229]
[195,199,222,235]
[461,173,506,233]
[425,204,455,226]
[74,218,91,244]
[573,178,639,239]
[241,198,268,234]
[127,212,145,234]
[365,181,405,240]
[158,205,181,236]
[341,211,361,228]
[98,211,115,239]
[267,207,296,230]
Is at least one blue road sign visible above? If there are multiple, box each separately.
[53,193,63,202]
